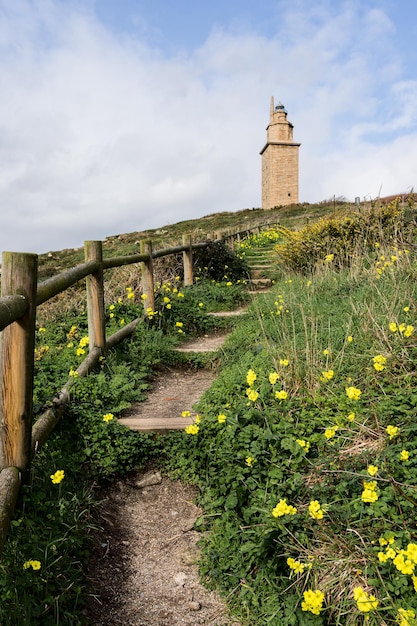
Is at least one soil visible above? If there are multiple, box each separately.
[84,328,243,626]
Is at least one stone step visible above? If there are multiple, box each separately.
[119,416,193,433]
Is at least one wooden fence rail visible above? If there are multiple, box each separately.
[0,221,275,552]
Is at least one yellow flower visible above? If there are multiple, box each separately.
[407,543,417,564]
[198,302,204,307]
[301,589,325,615]
[50,470,65,484]
[400,450,410,461]
[163,296,170,304]
[397,608,416,626]
[347,412,355,422]
[272,499,297,517]
[185,424,199,435]
[287,557,305,574]
[23,560,41,571]
[393,552,415,575]
[404,325,414,337]
[345,386,362,401]
[386,424,400,439]
[141,293,148,300]
[347,335,353,343]
[76,347,85,357]
[246,388,259,402]
[308,500,324,520]
[181,410,191,417]
[324,426,338,440]
[127,291,135,299]
[296,439,310,452]
[269,372,280,385]
[373,354,386,371]
[324,253,334,263]
[367,465,378,476]
[246,369,257,386]
[217,413,227,423]
[194,414,201,424]
[103,413,114,422]
[279,358,289,367]
[79,336,89,348]
[353,587,378,613]
[361,488,378,503]
[175,321,183,328]
[109,304,115,310]
[404,306,410,313]
[323,348,329,356]
[320,370,334,381]
[275,390,288,400]
[245,457,256,467]
[69,368,79,378]
[38,327,46,333]
[389,321,398,332]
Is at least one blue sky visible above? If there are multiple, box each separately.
[0,0,416,254]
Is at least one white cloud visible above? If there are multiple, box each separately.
[0,0,415,254]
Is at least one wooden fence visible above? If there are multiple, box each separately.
[0,221,271,552]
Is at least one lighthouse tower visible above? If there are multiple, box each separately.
[260,97,300,209]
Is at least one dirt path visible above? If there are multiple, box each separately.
[85,328,242,625]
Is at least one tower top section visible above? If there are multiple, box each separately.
[264,96,295,145]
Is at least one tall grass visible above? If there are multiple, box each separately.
[167,202,417,625]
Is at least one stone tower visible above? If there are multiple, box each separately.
[260,97,300,209]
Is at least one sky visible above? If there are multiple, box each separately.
[1,0,417,254]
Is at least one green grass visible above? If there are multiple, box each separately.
[166,213,417,625]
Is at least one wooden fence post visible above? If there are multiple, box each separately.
[140,240,154,311]
[84,241,106,354]
[0,252,38,474]
[182,235,193,286]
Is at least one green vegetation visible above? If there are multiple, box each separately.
[166,198,417,625]
[1,196,416,625]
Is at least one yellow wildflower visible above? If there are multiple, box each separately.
[275,390,288,400]
[345,386,362,400]
[397,608,416,626]
[181,410,191,417]
[23,560,41,570]
[301,589,325,615]
[373,354,386,371]
[50,470,65,484]
[296,439,310,452]
[245,457,256,467]
[287,557,305,574]
[386,424,400,439]
[246,388,259,402]
[367,465,378,476]
[272,499,297,517]
[308,500,324,520]
[246,369,257,386]
[103,413,114,422]
[279,358,289,367]
[269,372,280,385]
[400,450,410,461]
[353,587,378,613]
[324,426,338,440]
[320,370,334,381]
[185,424,199,435]
[217,413,227,424]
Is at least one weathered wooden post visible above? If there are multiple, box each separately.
[84,241,106,355]
[0,252,38,475]
[182,234,193,286]
[140,240,154,311]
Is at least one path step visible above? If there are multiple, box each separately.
[118,415,194,433]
